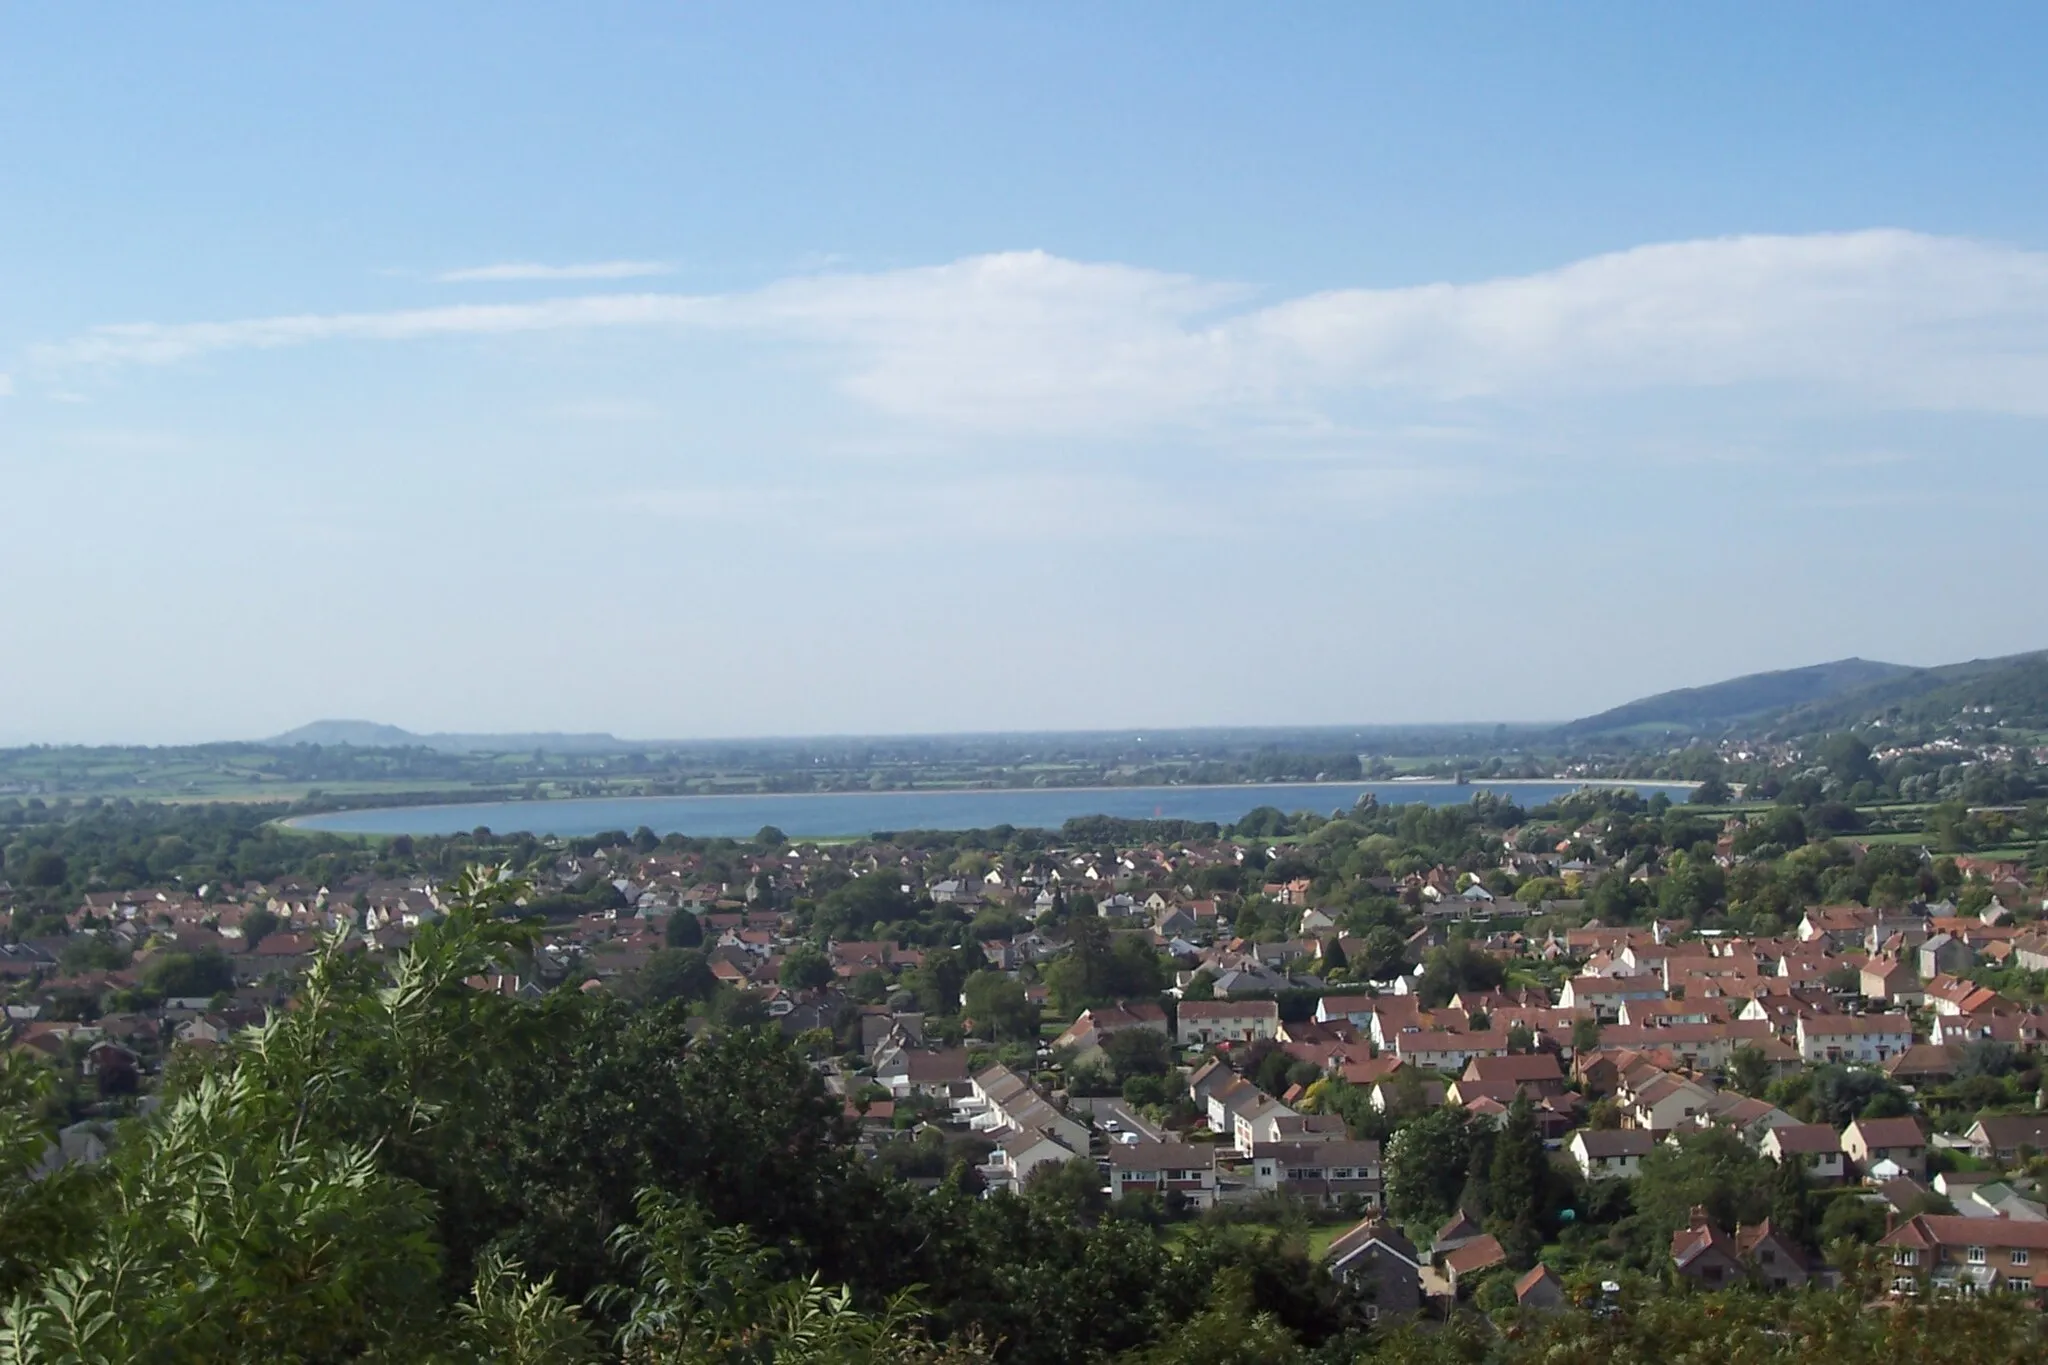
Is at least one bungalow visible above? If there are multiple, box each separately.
[1107,1140,1218,1209]
[1760,1123,1846,1184]
[1795,1013,1913,1065]
[1570,1128,1653,1181]
[1842,1115,1929,1181]
[1322,1221,1422,1322]
[1175,999,1281,1048]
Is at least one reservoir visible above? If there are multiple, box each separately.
[287,779,1695,840]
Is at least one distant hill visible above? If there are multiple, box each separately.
[270,720,630,754]
[1763,650,2048,734]
[1566,649,2048,740]
[1563,658,1915,737]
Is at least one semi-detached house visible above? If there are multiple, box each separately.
[1795,1013,1913,1064]
[1108,1140,1218,1209]
[1176,999,1281,1047]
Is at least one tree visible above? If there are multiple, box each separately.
[642,947,716,1005]
[1384,1107,1474,1232]
[1105,1028,1172,1080]
[664,909,703,948]
[240,906,281,948]
[912,946,971,1016]
[779,943,833,991]
[1727,1044,1773,1098]
[755,825,788,847]
[1571,1015,1602,1055]
[1487,1097,1547,1268]
[23,850,67,887]
[962,970,1039,1042]
[1771,1150,1816,1251]
[142,950,235,999]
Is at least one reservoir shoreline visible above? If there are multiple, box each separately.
[285,777,1698,841]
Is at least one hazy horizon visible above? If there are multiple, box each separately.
[6,7,2047,745]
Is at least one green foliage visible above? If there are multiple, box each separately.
[141,949,236,999]
[1384,1107,1476,1233]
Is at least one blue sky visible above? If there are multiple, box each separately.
[4,5,2046,743]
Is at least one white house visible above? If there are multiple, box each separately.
[1569,1129,1654,1181]
[1176,1000,1282,1047]
[1795,1013,1913,1064]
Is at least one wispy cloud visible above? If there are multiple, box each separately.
[34,231,2048,430]
[434,260,674,283]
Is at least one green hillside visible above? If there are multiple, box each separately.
[1563,657,1913,737]
[1765,651,2048,735]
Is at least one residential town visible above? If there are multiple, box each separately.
[10,782,2048,1320]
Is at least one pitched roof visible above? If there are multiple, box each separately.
[1572,1129,1654,1157]
[1323,1219,1419,1269]
[1847,1116,1928,1148]
[1444,1234,1506,1276]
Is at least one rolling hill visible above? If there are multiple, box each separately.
[1565,650,2048,740]
[270,720,631,753]
[1562,658,1915,737]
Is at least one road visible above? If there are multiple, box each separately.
[1094,1100,1166,1142]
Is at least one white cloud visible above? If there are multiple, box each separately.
[34,231,2048,429]
[435,260,674,283]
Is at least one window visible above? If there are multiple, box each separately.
[1969,1247,1987,1265]
[2014,1250,2030,1267]
[1894,1250,1919,1267]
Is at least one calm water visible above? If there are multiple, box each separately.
[288,780,1693,840]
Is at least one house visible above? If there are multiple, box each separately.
[1314,994,1377,1030]
[1232,1091,1300,1154]
[1514,1264,1567,1311]
[1460,1052,1566,1098]
[1430,1211,1486,1262]
[1670,1208,1745,1287]
[877,1047,971,1099]
[1859,955,1920,1006]
[1964,1115,2048,1169]
[964,1065,1090,1155]
[1882,1213,2048,1295]
[1175,999,1281,1048]
[1442,1234,1506,1293]
[1760,1123,1846,1184]
[1884,1043,1959,1089]
[1842,1115,1930,1181]
[1322,1221,1422,1322]
[1107,1140,1218,1209]
[1918,932,1977,979]
[1248,1139,1383,1209]
[1052,1002,1169,1061]
[1736,1221,1812,1291]
[985,1129,1081,1194]
[1795,1013,1913,1065]
[1570,1129,1653,1181]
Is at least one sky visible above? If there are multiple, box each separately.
[4,4,2047,745]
